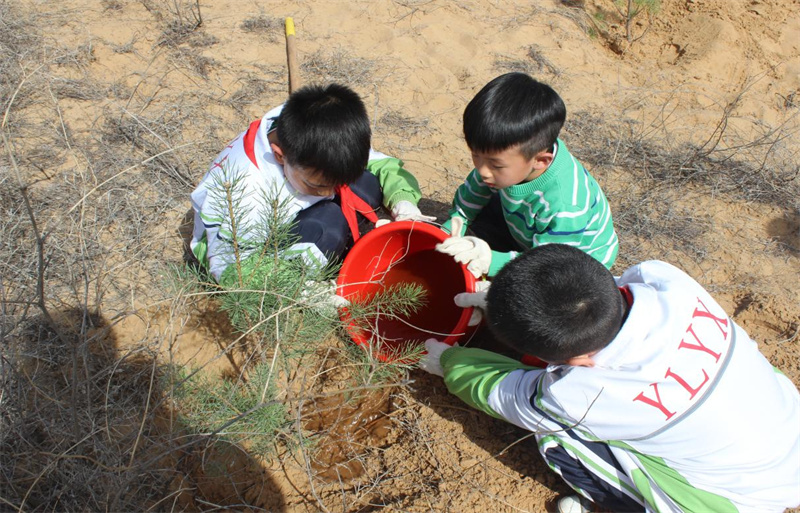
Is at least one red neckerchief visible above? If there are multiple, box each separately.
[336,184,378,242]
[619,285,633,307]
[243,119,261,168]
[243,119,376,242]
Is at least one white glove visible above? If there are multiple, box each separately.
[300,280,349,313]
[418,338,457,377]
[454,280,491,326]
[391,200,437,223]
[435,217,492,278]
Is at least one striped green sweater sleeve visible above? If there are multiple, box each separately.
[448,168,493,222]
[443,170,521,273]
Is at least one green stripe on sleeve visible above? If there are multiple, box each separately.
[630,469,659,512]
[448,169,493,222]
[609,441,738,513]
[192,232,209,266]
[441,347,532,419]
[199,211,223,224]
[539,435,643,501]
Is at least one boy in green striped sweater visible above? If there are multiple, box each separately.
[437,73,618,281]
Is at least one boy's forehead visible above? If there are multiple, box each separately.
[471,145,526,159]
[294,165,334,185]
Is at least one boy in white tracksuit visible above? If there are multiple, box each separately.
[421,244,800,512]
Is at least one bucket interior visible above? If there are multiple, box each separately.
[337,222,474,358]
[367,248,466,344]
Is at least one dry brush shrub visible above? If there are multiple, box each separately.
[137,0,221,87]
[0,311,170,511]
[0,7,68,175]
[0,306,299,512]
[2,138,181,512]
[555,0,661,53]
[2,4,419,507]
[562,82,800,266]
[0,0,217,300]
[99,104,199,192]
[562,111,709,266]
[142,0,210,48]
[0,2,256,509]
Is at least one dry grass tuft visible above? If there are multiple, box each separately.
[97,96,220,194]
[224,74,285,111]
[240,14,282,40]
[778,90,799,110]
[53,41,97,69]
[0,1,42,61]
[157,19,216,48]
[494,45,560,76]
[526,45,561,76]
[568,109,800,207]
[301,48,376,87]
[552,3,597,36]
[377,109,430,138]
[50,76,107,101]
[169,47,218,78]
[101,0,123,10]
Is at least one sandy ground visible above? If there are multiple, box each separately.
[5,0,800,511]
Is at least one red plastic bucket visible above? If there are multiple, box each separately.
[337,221,477,360]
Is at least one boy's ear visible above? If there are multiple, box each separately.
[270,142,285,165]
[531,151,554,171]
[565,354,595,368]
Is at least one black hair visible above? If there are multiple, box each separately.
[486,244,624,363]
[275,83,370,186]
[463,72,566,159]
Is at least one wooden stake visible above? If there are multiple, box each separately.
[285,18,301,94]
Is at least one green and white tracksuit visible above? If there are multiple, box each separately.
[445,140,618,276]
[439,261,800,512]
[190,104,421,283]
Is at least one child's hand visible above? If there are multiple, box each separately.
[300,280,349,314]
[391,200,437,223]
[435,217,492,278]
[418,338,457,377]
[454,280,491,326]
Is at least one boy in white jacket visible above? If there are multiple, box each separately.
[191,83,432,284]
[421,244,800,513]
